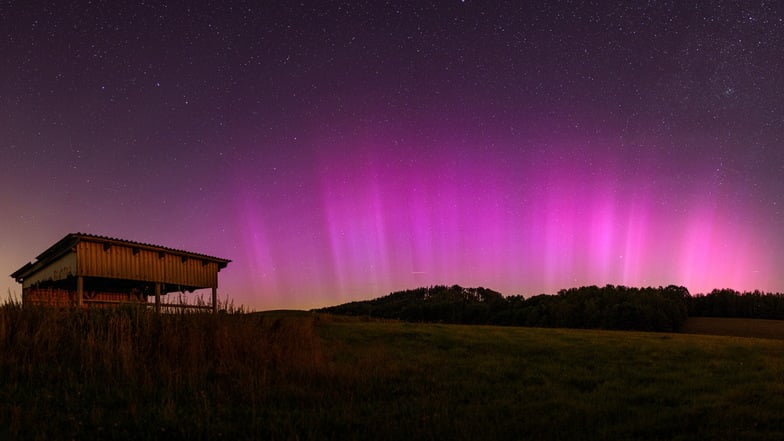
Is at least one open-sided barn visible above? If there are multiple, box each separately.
[10,233,231,312]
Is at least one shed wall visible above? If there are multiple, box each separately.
[76,241,218,288]
[24,287,148,309]
[24,287,75,308]
[21,252,77,289]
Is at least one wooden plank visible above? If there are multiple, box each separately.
[155,283,161,312]
[157,303,213,310]
[83,299,145,304]
[77,276,83,308]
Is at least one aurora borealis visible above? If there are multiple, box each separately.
[2,1,783,310]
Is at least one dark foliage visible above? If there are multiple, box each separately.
[318,285,507,325]
[318,284,692,332]
[688,289,784,320]
[322,285,784,332]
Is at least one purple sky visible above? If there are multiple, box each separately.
[2,1,783,310]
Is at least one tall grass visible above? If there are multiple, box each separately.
[0,301,324,440]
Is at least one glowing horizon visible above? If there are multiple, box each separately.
[223,131,779,309]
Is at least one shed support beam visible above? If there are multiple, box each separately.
[212,287,217,314]
[77,277,84,309]
[155,283,161,313]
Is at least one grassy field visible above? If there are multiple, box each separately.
[2,306,784,440]
[681,316,784,340]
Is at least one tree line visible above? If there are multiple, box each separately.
[689,289,784,320]
[317,285,784,332]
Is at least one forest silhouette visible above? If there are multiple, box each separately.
[319,285,784,332]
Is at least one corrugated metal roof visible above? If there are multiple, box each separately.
[68,232,230,264]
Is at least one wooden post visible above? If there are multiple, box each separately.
[155,283,161,313]
[212,287,217,314]
[77,276,84,309]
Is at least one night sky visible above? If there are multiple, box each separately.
[2,1,783,310]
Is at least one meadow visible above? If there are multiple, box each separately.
[681,316,784,340]
[1,304,784,440]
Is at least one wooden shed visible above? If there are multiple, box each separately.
[10,233,231,312]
